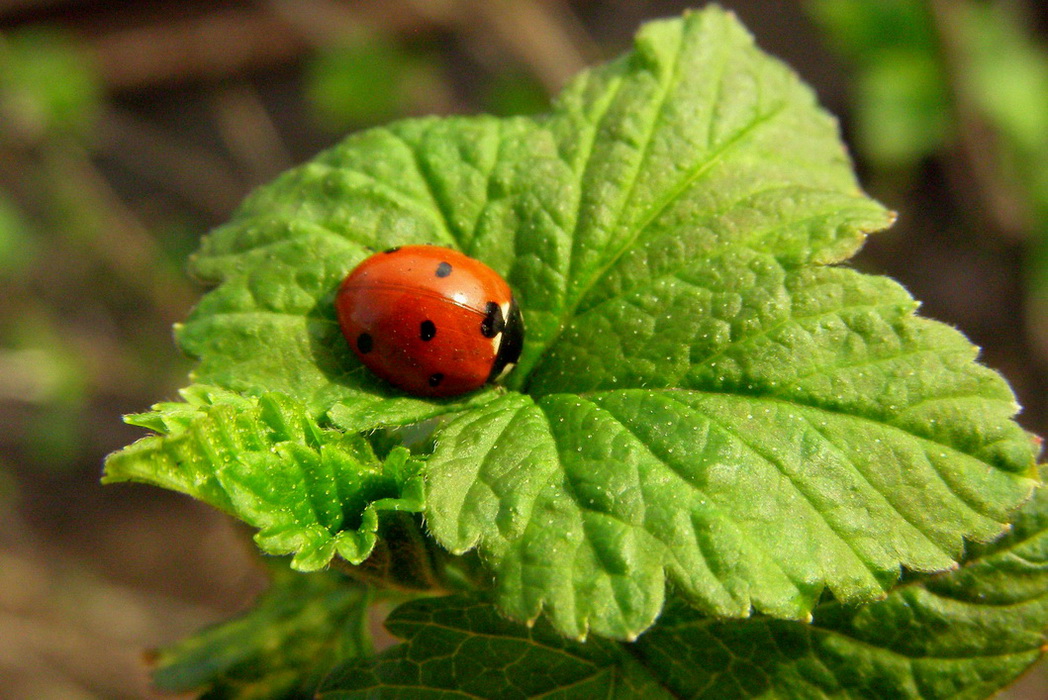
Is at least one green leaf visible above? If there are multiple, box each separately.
[426,365,1033,639]
[317,593,670,700]
[154,562,373,699]
[114,6,1039,643]
[513,8,894,382]
[174,113,527,418]
[103,385,424,571]
[420,10,1035,639]
[320,476,1048,698]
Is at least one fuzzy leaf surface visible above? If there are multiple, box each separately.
[320,476,1048,698]
[103,385,424,571]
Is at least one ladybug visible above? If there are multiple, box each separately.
[335,245,524,397]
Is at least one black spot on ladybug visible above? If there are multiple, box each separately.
[436,262,452,277]
[481,302,506,338]
[429,373,444,387]
[357,333,374,354]
[420,320,436,341]
[383,246,401,254]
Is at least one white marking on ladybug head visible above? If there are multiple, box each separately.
[492,359,516,382]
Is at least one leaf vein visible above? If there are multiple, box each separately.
[660,392,888,588]
[794,411,956,559]
[380,129,460,246]
[574,186,876,316]
[573,395,792,604]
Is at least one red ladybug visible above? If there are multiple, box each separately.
[335,245,524,397]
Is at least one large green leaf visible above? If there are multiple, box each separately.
[104,385,424,571]
[108,6,1039,643]
[419,11,1035,639]
[320,475,1048,698]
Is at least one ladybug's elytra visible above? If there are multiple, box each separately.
[335,245,524,397]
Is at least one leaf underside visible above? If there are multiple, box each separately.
[106,6,1040,642]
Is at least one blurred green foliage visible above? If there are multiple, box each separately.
[955,3,1048,361]
[0,26,102,143]
[810,0,1048,363]
[0,26,185,471]
[481,69,549,116]
[304,26,551,129]
[0,29,97,470]
[0,312,88,467]
[153,561,374,698]
[957,2,1048,219]
[0,192,35,279]
[305,32,442,129]
[808,0,949,168]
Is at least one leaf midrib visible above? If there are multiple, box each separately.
[522,102,791,390]
[527,22,788,385]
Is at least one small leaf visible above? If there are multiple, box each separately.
[154,562,373,699]
[319,476,1048,698]
[103,386,424,571]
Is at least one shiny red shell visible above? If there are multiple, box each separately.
[335,245,524,397]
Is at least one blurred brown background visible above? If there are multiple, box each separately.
[2,1,1047,697]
